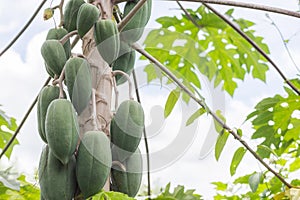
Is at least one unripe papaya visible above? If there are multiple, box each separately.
[46,27,72,58]
[77,3,100,38]
[94,19,120,64]
[37,86,60,143]
[111,148,143,197]
[45,99,79,165]
[63,0,85,32]
[112,41,136,85]
[41,39,67,75]
[111,100,144,155]
[39,146,76,200]
[121,0,152,44]
[76,131,112,199]
[44,63,55,78]
[65,57,92,114]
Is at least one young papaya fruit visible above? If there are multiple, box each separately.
[76,131,112,199]
[64,0,85,32]
[121,0,152,44]
[45,99,79,165]
[112,41,136,85]
[46,27,72,58]
[111,100,144,155]
[37,86,61,143]
[41,39,67,76]
[94,19,120,64]
[39,146,77,200]
[76,3,100,38]
[64,57,92,114]
[111,148,143,197]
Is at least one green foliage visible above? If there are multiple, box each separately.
[91,190,135,200]
[142,6,270,117]
[215,130,230,161]
[0,108,18,158]
[230,147,247,176]
[154,183,203,200]
[247,79,300,159]
[0,172,40,199]
[164,89,180,118]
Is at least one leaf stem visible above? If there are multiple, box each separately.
[132,69,152,198]
[132,42,293,189]
[52,67,65,99]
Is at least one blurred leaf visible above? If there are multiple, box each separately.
[211,182,227,191]
[290,158,300,172]
[248,172,262,192]
[214,110,226,133]
[91,190,135,200]
[230,147,247,176]
[154,183,203,200]
[186,108,206,126]
[215,130,230,161]
[164,89,180,118]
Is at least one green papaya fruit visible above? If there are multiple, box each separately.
[41,39,67,75]
[37,86,60,143]
[45,99,79,164]
[111,100,144,155]
[77,3,100,38]
[121,0,152,44]
[39,146,76,200]
[45,62,55,78]
[64,0,85,32]
[111,148,143,197]
[76,131,112,199]
[112,41,136,85]
[94,19,120,64]
[46,27,72,58]
[65,57,92,114]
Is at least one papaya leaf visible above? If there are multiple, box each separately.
[164,89,180,118]
[186,108,206,126]
[230,147,247,176]
[215,130,230,161]
[143,5,270,97]
[214,110,226,133]
[248,172,262,192]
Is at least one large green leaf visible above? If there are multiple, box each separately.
[215,130,230,161]
[164,89,181,118]
[247,79,300,159]
[143,5,270,100]
[230,147,247,176]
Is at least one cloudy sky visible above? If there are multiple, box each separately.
[0,0,300,199]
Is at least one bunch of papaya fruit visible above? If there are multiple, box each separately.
[37,0,151,199]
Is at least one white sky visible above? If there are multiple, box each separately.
[0,0,300,199]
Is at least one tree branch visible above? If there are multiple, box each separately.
[200,3,300,95]
[0,0,48,57]
[131,42,293,189]
[0,77,51,159]
[117,0,147,32]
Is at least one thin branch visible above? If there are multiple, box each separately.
[117,0,147,32]
[265,14,300,73]
[0,0,47,57]
[60,30,78,45]
[200,3,300,95]
[132,69,151,198]
[0,77,51,159]
[52,67,66,98]
[131,42,293,188]
[176,1,202,29]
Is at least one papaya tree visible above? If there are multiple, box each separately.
[0,0,300,199]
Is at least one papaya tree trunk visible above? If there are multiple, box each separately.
[79,1,114,191]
